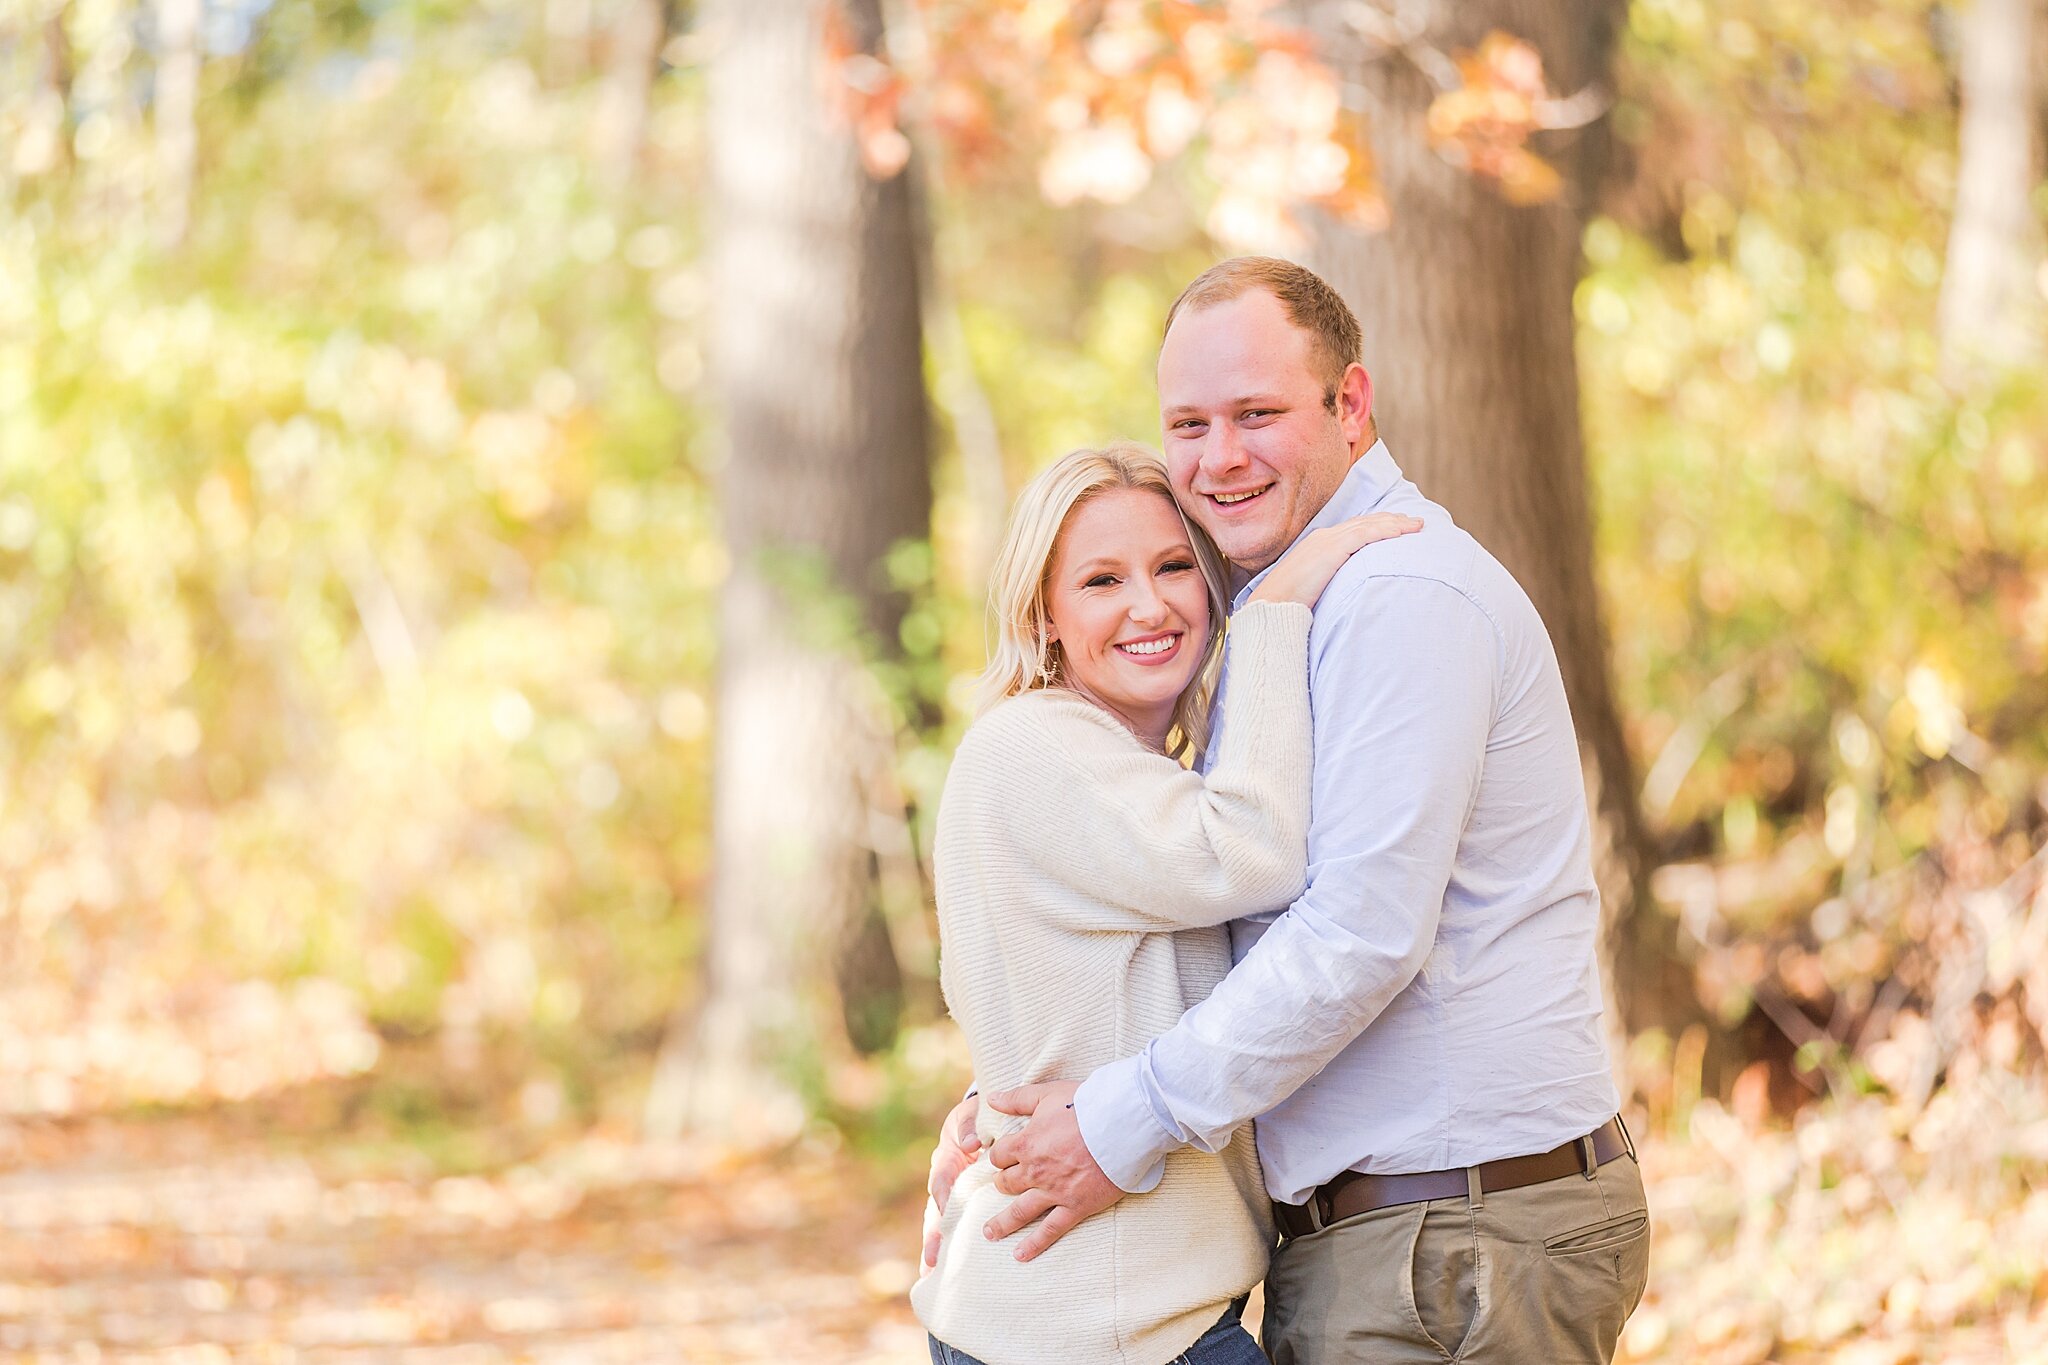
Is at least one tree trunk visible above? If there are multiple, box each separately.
[593,0,665,190]
[153,0,201,247]
[33,2,75,176]
[1304,0,1701,1065]
[542,0,596,85]
[644,0,931,1142]
[1938,0,2043,369]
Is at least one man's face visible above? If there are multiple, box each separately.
[1158,289,1369,574]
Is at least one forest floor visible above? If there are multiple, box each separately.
[0,1103,930,1364]
[0,1085,2041,1364]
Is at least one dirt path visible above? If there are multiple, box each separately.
[0,1117,929,1363]
[0,1114,2036,1364]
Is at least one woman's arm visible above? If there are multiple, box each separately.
[971,598,1315,931]
[965,510,1420,932]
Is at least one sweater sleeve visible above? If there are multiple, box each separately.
[963,599,1315,932]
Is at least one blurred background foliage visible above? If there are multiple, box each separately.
[1,0,723,1120]
[1590,0,2048,1107]
[1,0,2046,1356]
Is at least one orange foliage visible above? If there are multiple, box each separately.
[821,1,914,178]
[824,0,1390,246]
[1425,31,1568,206]
[920,0,1383,245]
[818,3,1579,242]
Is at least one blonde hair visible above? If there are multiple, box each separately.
[976,443,1231,761]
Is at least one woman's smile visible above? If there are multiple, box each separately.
[1114,631,1184,662]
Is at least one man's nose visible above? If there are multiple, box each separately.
[1200,424,1249,479]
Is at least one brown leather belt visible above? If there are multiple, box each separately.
[1273,1117,1636,1240]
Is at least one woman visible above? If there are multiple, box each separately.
[911,444,1420,1365]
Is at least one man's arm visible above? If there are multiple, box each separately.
[985,577,1497,1239]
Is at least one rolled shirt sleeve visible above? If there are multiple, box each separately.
[1074,574,1498,1186]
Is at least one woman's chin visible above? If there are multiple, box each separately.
[1073,660,1200,733]
[1114,676,1196,717]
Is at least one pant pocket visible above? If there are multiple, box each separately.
[1618,1207,1652,1316]
[1542,1209,1649,1258]
[1177,1319,1270,1365]
[1408,1199,1479,1360]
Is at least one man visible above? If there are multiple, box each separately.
[928,257,1649,1363]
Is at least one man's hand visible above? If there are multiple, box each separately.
[921,1092,983,1273]
[982,1080,1126,1262]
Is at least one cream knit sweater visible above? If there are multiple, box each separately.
[911,601,1314,1365]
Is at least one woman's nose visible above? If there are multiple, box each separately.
[1128,580,1169,624]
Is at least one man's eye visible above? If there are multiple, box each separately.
[1171,419,1206,432]
[1242,409,1277,420]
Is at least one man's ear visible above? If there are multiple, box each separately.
[1337,362,1374,448]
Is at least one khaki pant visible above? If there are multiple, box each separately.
[1262,1154,1650,1364]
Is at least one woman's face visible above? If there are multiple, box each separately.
[1044,487,1212,748]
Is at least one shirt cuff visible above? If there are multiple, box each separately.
[1074,1057,1173,1194]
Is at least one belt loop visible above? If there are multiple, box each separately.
[1617,1113,1638,1162]
[1305,1192,1327,1234]
[1464,1165,1484,1211]
[1577,1134,1597,1179]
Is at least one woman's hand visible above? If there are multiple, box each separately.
[921,1091,983,1273]
[1248,512,1424,608]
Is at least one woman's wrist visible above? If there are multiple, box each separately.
[1232,598,1312,626]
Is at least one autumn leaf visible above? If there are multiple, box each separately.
[911,0,1377,244]
[1490,145,1564,205]
[821,0,913,179]
[1425,31,1565,205]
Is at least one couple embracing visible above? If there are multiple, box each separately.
[910,258,1651,1365]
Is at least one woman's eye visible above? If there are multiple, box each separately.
[1085,574,1118,588]
[1160,560,1195,573]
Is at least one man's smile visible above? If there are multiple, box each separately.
[1206,484,1273,508]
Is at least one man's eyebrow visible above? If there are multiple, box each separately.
[1162,394,1286,417]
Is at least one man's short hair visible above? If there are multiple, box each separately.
[1164,257,1363,411]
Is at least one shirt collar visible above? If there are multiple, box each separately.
[1230,440,1402,608]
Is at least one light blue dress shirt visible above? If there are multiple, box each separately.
[1073,442,1620,1206]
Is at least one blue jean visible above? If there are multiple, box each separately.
[929,1298,1266,1365]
